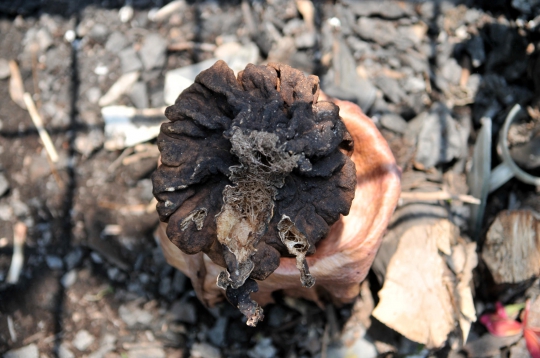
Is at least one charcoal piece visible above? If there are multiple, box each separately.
[152,61,357,324]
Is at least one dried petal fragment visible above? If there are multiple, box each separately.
[278,215,314,288]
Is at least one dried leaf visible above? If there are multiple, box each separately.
[372,219,476,348]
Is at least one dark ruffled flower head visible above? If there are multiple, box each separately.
[152,60,356,325]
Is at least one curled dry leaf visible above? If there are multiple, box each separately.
[153,61,400,324]
[372,219,477,348]
[482,209,540,284]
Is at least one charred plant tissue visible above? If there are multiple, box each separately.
[152,61,356,325]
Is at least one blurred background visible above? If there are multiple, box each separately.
[1,0,540,357]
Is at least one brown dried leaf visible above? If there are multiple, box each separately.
[372,219,476,348]
[482,210,540,284]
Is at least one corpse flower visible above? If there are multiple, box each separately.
[152,61,401,325]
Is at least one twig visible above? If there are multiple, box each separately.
[23,92,59,163]
[7,222,27,284]
[22,331,44,345]
[45,147,64,189]
[400,191,481,205]
[7,316,16,342]
[108,147,135,173]
[98,200,147,213]
[122,146,160,166]
[168,41,216,52]
[8,60,26,109]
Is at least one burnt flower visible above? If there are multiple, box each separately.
[152,60,356,325]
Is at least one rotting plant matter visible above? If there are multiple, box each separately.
[152,60,356,325]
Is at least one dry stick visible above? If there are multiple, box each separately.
[7,316,16,342]
[45,149,64,189]
[23,92,59,163]
[400,191,481,205]
[168,41,216,52]
[7,222,27,284]
[9,60,26,109]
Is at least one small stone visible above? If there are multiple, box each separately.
[356,17,397,46]
[4,344,39,358]
[73,330,95,351]
[374,76,406,104]
[464,8,482,24]
[169,300,197,324]
[346,0,414,18]
[64,247,83,270]
[58,343,75,358]
[74,129,104,157]
[208,317,228,347]
[90,252,103,264]
[158,277,171,296]
[380,114,408,134]
[295,31,316,49]
[119,5,134,23]
[248,338,277,358]
[119,48,143,74]
[0,58,10,79]
[139,33,167,70]
[61,270,77,288]
[89,23,109,43]
[105,32,128,53]
[107,267,121,281]
[46,255,64,270]
[128,345,166,358]
[440,57,462,85]
[86,87,101,104]
[414,104,468,169]
[35,28,53,51]
[119,303,154,327]
[128,82,149,109]
[0,204,13,221]
[403,76,426,93]
[399,51,429,74]
[0,172,9,197]
[190,342,221,358]
[64,30,76,43]
[88,334,116,358]
[94,65,108,76]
